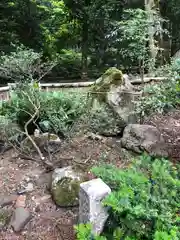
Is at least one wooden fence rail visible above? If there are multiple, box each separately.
[0,77,166,101]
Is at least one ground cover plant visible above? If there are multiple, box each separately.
[75,154,180,240]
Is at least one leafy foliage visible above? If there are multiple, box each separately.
[39,90,88,136]
[0,84,88,136]
[0,0,180,79]
[75,223,106,240]
[90,154,180,239]
[50,49,85,79]
[0,44,55,83]
[135,58,180,117]
[110,8,167,73]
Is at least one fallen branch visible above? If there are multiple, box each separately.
[22,90,44,160]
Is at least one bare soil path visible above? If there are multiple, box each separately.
[0,135,123,240]
[0,110,180,239]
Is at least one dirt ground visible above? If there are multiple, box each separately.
[0,110,180,239]
[0,135,125,240]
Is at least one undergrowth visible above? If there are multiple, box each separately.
[75,154,180,240]
[0,83,88,136]
[135,58,180,117]
[0,83,121,138]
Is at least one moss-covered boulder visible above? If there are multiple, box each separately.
[90,67,124,103]
[89,68,141,128]
[88,103,126,136]
[51,166,87,207]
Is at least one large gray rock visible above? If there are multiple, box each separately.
[91,68,141,131]
[108,86,141,124]
[11,207,31,232]
[121,124,168,157]
[79,178,111,235]
[51,166,87,207]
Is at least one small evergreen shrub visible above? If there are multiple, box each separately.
[75,155,180,240]
[0,44,54,83]
[50,49,90,79]
[135,58,180,117]
[0,84,88,136]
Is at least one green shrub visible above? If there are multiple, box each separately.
[39,90,88,136]
[0,83,41,134]
[135,58,180,117]
[49,49,90,79]
[0,83,89,136]
[86,154,180,240]
[0,82,125,137]
[135,81,179,116]
[0,44,54,83]
[74,223,106,240]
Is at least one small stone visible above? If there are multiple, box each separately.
[25,183,34,192]
[11,207,31,232]
[15,195,26,208]
[25,177,30,182]
[34,195,51,205]
[0,194,17,208]
[17,189,27,195]
[17,182,34,195]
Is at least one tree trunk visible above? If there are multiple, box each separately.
[81,18,88,81]
[144,0,157,74]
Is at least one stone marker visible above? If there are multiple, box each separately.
[79,178,111,235]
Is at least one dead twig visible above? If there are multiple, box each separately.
[22,90,44,160]
[72,155,91,166]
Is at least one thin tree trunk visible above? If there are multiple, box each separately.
[145,0,157,74]
[81,19,88,81]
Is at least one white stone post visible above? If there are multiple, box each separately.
[79,178,111,235]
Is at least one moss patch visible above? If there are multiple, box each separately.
[52,177,84,207]
[0,210,11,229]
[90,67,123,103]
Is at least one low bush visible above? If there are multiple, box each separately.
[39,90,88,136]
[48,49,89,80]
[0,84,88,136]
[0,82,124,137]
[0,44,54,83]
[135,58,180,117]
[75,154,180,240]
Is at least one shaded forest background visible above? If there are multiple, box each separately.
[0,0,180,83]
